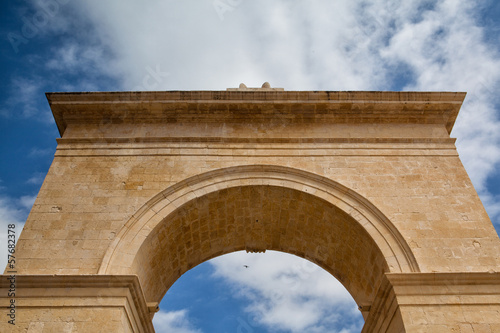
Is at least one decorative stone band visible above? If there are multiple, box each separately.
[0,275,155,333]
[386,271,500,306]
[53,137,459,159]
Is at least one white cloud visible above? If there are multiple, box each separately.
[210,251,363,333]
[478,191,500,227]
[26,173,46,185]
[2,77,40,117]
[0,197,25,228]
[71,0,385,91]
[152,309,202,333]
[0,76,54,123]
[45,41,116,83]
[28,147,53,158]
[19,194,37,211]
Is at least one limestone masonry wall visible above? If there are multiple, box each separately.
[3,91,499,332]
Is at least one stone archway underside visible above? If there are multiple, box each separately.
[135,185,387,306]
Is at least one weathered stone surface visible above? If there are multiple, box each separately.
[2,90,499,332]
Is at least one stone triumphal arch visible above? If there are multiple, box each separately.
[2,87,500,332]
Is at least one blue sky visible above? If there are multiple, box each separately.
[1,0,500,332]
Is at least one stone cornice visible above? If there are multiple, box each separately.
[386,272,500,306]
[0,274,155,333]
[46,91,466,136]
[55,137,457,144]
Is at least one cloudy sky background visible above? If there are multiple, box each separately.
[1,0,500,332]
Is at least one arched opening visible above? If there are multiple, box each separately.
[132,185,388,309]
[154,251,365,332]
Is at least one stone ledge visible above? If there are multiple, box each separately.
[386,272,500,303]
[46,90,466,102]
[0,275,155,333]
[382,272,500,309]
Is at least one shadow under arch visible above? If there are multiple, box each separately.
[99,165,419,308]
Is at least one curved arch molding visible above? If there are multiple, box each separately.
[99,165,419,277]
